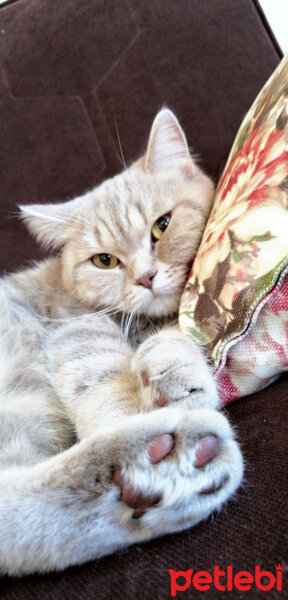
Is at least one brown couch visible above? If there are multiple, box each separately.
[1,1,286,598]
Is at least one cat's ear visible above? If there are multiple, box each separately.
[145,108,194,176]
[19,198,80,249]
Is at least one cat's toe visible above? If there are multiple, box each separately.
[193,434,220,467]
[113,469,162,512]
[140,363,218,411]
[200,475,228,495]
[147,433,175,463]
[113,433,173,516]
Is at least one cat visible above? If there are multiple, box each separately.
[0,108,243,576]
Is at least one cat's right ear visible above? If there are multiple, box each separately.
[19,198,81,249]
[144,108,195,178]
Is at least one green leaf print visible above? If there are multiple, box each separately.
[232,248,245,263]
[253,259,287,299]
[187,325,213,345]
[249,231,274,243]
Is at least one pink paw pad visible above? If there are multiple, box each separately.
[141,371,150,387]
[155,395,169,407]
[113,434,174,517]
[193,435,220,468]
[147,433,174,462]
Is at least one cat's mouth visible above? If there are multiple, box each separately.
[138,288,182,317]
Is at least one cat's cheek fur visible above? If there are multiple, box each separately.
[67,262,125,310]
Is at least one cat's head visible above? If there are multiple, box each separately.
[20,109,214,317]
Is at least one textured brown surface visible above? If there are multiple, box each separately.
[0,0,287,598]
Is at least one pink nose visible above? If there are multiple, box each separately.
[136,271,157,289]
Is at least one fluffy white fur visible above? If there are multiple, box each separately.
[0,109,243,575]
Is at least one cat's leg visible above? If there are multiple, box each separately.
[48,318,220,438]
[47,317,142,438]
[132,326,219,411]
[0,406,242,576]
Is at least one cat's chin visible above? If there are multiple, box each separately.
[140,292,180,318]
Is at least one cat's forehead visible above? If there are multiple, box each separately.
[100,170,170,215]
[84,171,172,251]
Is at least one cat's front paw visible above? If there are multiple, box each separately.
[132,329,218,411]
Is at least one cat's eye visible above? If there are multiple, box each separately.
[92,253,119,269]
[151,214,171,241]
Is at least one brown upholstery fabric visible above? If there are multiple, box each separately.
[0,0,287,597]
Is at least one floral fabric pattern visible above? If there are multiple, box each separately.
[179,55,288,404]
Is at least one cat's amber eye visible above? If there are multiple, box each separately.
[151,214,171,241]
[92,253,119,269]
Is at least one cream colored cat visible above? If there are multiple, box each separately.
[0,109,243,576]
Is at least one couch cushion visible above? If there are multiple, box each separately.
[180,56,288,404]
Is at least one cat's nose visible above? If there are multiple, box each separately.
[136,270,157,289]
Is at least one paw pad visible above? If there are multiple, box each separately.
[193,435,220,468]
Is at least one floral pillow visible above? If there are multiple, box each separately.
[179,55,288,405]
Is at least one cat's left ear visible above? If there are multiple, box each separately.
[145,108,195,177]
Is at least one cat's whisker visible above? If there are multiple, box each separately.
[124,308,139,342]
[136,311,140,333]
[7,211,24,220]
[26,304,119,324]
[113,109,127,170]
[120,311,126,334]
[118,297,141,341]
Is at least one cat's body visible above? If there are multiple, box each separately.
[0,109,243,576]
